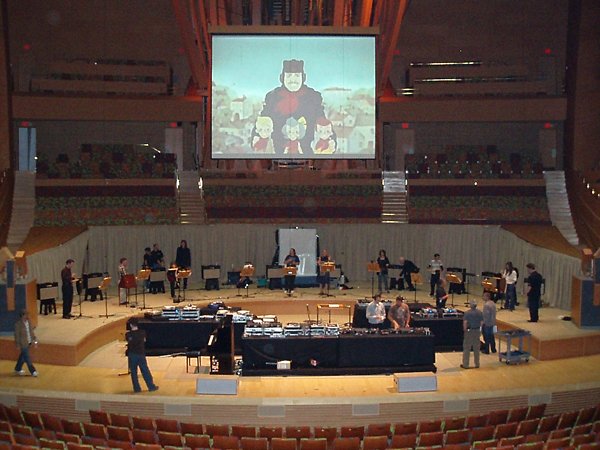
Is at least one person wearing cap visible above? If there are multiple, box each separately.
[388,296,411,329]
[366,293,386,329]
[14,310,38,377]
[257,59,326,155]
[461,299,484,369]
[125,319,159,393]
[482,292,497,354]
[525,263,543,322]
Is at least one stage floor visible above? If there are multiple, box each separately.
[1,285,599,426]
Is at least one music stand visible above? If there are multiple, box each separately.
[282,265,297,297]
[136,269,151,309]
[367,262,380,296]
[98,277,113,318]
[238,264,254,298]
[72,278,91,319]
[121,274,137,307]
[445,273,462,307]
[177,269,192,302]
[320,262,336,297]
[410,272,423,303]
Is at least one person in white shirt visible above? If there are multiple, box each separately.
[428,253,444,296]
[502,261,518,311]
[366,294,386,329]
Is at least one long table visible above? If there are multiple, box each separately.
[241,333,436,376]
[135,318,245,356]
[352,302,463,351]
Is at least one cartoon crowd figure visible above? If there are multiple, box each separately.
[252,116,275,154]
[312,116,337,155]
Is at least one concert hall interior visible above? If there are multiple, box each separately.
[1,0,600,444]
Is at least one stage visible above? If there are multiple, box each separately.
[0,285,599,426]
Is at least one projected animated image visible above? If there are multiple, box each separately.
[211,35,376,159]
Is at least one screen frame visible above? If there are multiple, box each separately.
[209,28,378,161]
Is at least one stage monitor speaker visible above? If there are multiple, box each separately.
[196,374,239,395]
[394,372,437,392]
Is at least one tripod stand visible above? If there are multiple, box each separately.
[367,262,379,296]
[319,262,336,297]
[98,277,114,318]
[136,269,151,309]
[445,273,462,307]
[73,278,92,319]
[177,269,192,302]
[236,265,255,297]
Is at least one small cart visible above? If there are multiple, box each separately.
[497,329,531,365]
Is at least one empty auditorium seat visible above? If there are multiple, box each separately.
[507,407,529,423]
[259,426,283,439]
[494,422,518,440]
[443,417,467,432]
[362,435,388,450]
[331,436,361,450]
[82,422,107,440]
[231,425,257,438]
[526,404,547,420]
[471,426,495,443]
[285,426,311,440]
[299,437,328,450]
[180,422,205,435]
[467,415,490,429]
[365,423,391,437]
[445,429,470,445]
[107,425,133,443]
[206,424,230,437]
[272,437,299,450]
[183,433,210,449]
[21,411,43,430]
[132,417,155,432]
[516,419,540,436]
[339,426,364,439]
[393,422,418,435]
[241,436,269,450]
[156,431,184,447]
[213,434,240,449]
[419,419,443,433]
[109,414,132,429]
[418,431,444,447]
[88,410,110,427]
[488,410,509,426]
[390,432,417,448]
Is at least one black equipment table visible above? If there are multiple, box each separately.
[352,301,463,351]
[134,318,245,356]
[241,333,436,376]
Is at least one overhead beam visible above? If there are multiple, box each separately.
[171,0,207,91]
[360,0,374,26]
[378,0,408,96]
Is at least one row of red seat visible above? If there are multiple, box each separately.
[1,402,599,450]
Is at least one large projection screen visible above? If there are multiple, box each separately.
[278,228,317,277]
[211,34,376,160]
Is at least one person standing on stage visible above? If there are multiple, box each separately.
[398,256,418,291]
[388,295,410,329]
[167,261,179,301]
[283,248,300,295]
[142,247,152,269]
[14,310,38,377]
[428,253,444,296]
[175,240,191,290]
[502,261,518,311]
[482,292,497,354]
[125,319,159,393]
[366,293,386,329]
[317,249,332,295]
[118,257,128,305]
[461,299,484,369]
[150,243,164,269]
[435,278,449,309]
[61,259,75,319]
[526,263,543,322]
[376,249,390,293]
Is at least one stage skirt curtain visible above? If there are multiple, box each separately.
[25,224,579,310]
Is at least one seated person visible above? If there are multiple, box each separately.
[236,262,253,289]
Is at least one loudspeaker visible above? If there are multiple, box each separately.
[196,375,239,395]
[394,372,437,392]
